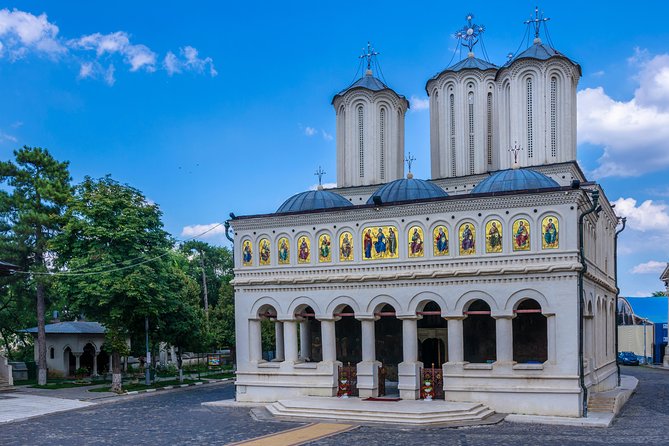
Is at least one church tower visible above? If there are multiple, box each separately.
[426,14,499,179]
[332,43,409,188]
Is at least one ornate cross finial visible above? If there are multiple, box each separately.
[454,13,485,54]
[405,152,416,178]
[315,166,326,190]
[508,142,523,169]
[524,6,550,40]
[359,42,379,72]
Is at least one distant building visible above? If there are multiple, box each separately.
[661,263,669,366]
[618,296,668,363]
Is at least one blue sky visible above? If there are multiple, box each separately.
[1,1,669,295]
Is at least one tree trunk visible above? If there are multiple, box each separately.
[111,350,122,392]
[36,281,47,386]
[177,347,183,383]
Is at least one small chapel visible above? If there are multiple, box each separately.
[229,11,620,418]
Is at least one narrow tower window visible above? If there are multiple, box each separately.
[358,105,364,177]
[380,107,386,180]
[449,93,456,176]
[486,92,493,166]
[526,78,534,158]
[550,76,558,158]
[468,91,475,175]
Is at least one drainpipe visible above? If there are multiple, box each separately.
[578,188,599,418]
[614,217,627,386]
[224,220,234,260]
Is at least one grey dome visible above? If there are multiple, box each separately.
[471,169,560,194]
[276,189,353,214]
[332,73,407,104]
[367,178,448,205]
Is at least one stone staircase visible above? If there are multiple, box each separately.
[587,394,616,413]
[265,397,502,426]
[0,376,13,392]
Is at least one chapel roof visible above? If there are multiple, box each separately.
[471,168,559,194]
[276,189,354,214]
[21,321,106,334]
[367,176,449,205]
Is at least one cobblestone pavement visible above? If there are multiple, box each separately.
[0,366,667,445]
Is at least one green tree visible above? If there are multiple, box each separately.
[179,241,233,311]
[54,176,172,392]
[652,291,667,297]
[0,147,71,385]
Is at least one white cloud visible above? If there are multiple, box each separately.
[591,70,605,77]
[78,62,93,79]
[578,51,669,178]
[631,260,667,274]
[410,95,429,111]
[0,8,65,60]
[309,182,337,190]
[104,64,115,86]
[613,197,669,232]
[0,130,17,142]
[181,222,226,240]
[304,126,317,136]
[163,51,180,75]
[322,130,333,141]
[69,31,156,72]
[162,46,217,77]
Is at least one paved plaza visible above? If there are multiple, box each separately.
[0,366,667,445]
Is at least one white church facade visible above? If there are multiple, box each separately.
[229,12,620,417]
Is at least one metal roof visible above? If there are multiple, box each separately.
[332,74,407,103]
[276,189,354,214]
[471,168,559,194]
[623,297,668,324]
[21,321,106,334]
[503,42,579,70]
[367,178,448,205]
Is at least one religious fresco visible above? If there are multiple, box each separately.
[512,219,530,251]
[433,226,449,256]
[362,226,399,260]
[297,236,311,263]
[319,234,332,263]
[339,231,354,262]
[485,220,503,253]
[408,226,424,257]
[277,237,290,264]
[459,223,476,255]
[258,238,271,265]
[242,240,253,266]
[542,215,559,249]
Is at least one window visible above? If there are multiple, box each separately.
[550,76,558,158]
[512,299,547,363]
[468,92,475,174]
[380,107,386,180]
[486,92,493,166]
[358,106,364,178]
[449,93,456,176]
[526,78,534,158]
[463,300,496,363]
[50,347,54,359]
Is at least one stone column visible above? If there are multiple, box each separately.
[299,320,311,361]
[274,321,285,362]
[93,353,99,376]
[356,317,380,398]
[398,316,421,400]
[320,319,337,363]
[283,320,299,363]
[445,316,465,364]
[74,353,82,371]
[494,315,515,370]
[248,319,263,363]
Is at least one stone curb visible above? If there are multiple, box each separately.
[123,378,232,396]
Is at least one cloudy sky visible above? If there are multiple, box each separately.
[1,1,668,295]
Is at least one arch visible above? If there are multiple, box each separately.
[453,290,498,315]
[287,296,322,318]
[367,294,403,315]
[408,291,449,315]
[512,299,548,363]
[250,296,282,319]
[326,296,362,318]
[504,289,552,315]
[463,299,496,363]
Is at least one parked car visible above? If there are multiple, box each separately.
[617,351,640,366]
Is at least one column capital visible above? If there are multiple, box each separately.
[276,316,298,323]
[491,312,515,320]
[396,314,421,321]
[355,315,380,322]
[443,315,466,321]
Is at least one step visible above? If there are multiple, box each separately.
[268,404,494,422]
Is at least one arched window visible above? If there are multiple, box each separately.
[486,92,493,167]
[256,304,278,362]
[463,300,496,363]
[358,105,364,178]
[449,93,456,176]
[417,301,448,368]
[526,77,534,158]
[468,91,475,174]
[334,305,361,364]
[379,107,386,180]
[550,76,558,158]
[49,347,55,359]
[512,299,547,363]
[295,305,321,362]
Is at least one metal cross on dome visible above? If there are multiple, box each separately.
[524,6,550,39]
[405,153,416,172]
[314,166,326,186]
[454,13,485,53]
[359,42,379,71]
[509,142,523,164]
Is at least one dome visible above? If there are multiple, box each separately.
[502,41,580,74]
[276,189,353,214]
[471,168,560,194]
[429,56,497,79]
[332,72,408,104]
[367,177,448,205]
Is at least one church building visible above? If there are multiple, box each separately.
[228,11,620,418]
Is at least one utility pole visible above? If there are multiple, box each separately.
[199,250,209,315]
[145,316,150,386]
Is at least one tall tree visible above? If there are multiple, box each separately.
[179,241,233,310]
[54,176,171,392]
[0,147,71,385]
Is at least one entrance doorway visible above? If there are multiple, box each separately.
[417,301,448,368]
[375,304,402,396]
[334,305,361,365]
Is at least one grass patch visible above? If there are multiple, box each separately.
[202,372,234,380]
[29,381,102,389]
[88,378,203,393]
